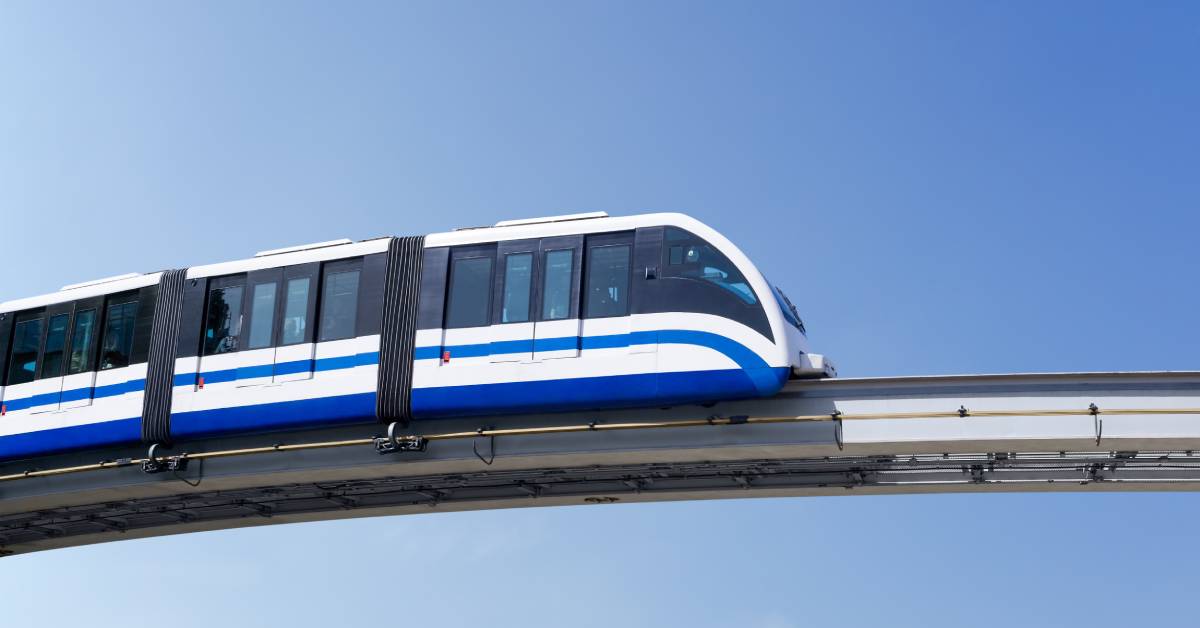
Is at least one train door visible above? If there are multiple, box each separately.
[196,275,246,389]
[5,311,45,415]
[60,297,102,409]
[490,240,537,363]
[238,269,281,387]
[28,306,68,414]
[533,235,583,360]
[579,232,636,349]
[441,244,496,364]
[273,263,318,383]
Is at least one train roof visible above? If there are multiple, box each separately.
[1,212,716,312]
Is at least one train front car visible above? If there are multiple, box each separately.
[0,211,833,463]
[410,212,832,418]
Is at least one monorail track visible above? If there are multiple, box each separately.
[2,371,1199,555]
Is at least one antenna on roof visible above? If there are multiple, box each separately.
[493,211,609,228]
[255,239,354,257]
[61,273,143,292]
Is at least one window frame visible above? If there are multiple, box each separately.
[582,231,635,319]
[492,239,538,326]
[37,303,73,380]
[318,257,365,342]
[7,310,46,386]
[201,275,247,357]
[243,268,283,351]
[536,235,583,323]
[279,262,319,347]
[444,244,497,330]
[98,292,141,371]
[64,297,103,376]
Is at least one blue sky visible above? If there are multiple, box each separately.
[0,2,1197,625]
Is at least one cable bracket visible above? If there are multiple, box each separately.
[141,443,189,474]
[374,422,428,455]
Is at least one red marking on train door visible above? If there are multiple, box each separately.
[442,351,451,363]
[197,376,205,389]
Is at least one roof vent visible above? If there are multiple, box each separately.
[255,238,354,257]
[61,273,142,292]
[494,211,609,228]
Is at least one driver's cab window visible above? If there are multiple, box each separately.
[662,228,757,305]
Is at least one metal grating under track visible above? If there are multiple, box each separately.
[6,451,1200,555]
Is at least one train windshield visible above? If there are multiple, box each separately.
[663,228,757,305]
[772,285,806,334]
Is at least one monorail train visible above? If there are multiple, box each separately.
[0,212,833,461]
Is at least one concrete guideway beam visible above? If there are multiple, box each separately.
[0,371,1198,555]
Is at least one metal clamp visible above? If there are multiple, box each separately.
[142,443,188,474]
[374,422,428,455]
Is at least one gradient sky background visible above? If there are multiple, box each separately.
[1,2,1198,626]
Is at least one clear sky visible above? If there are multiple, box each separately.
[0,2,1197,625]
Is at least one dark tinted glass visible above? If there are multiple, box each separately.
[203,287,243,355]
[773,286,806,333]
[67,309,97,375]
[663,228,757,305]
[100,301,138,369]
[585,244,631,318]
[501,253,533,323]
[248,282,277,349]
[541,250,573,321]
[319,270,360,341]
[40,313,70,378]
[446,257,492,328]
[8,318,42,385]
[281,277,310,345]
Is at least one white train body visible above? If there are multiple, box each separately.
[0,212,832,460]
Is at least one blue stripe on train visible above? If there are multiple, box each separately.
[412,330,778,393]
[3,329,772,409]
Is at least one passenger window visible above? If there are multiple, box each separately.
[584,244,631,318]
[248,282,277,349]
[541,250,573,321]
[7,318,43,385]
[67,309,97,375]
[663,228,757,305]
[280,278,310,345]
[446,257,492,328]
[501,253,533,323]
[319,270,360,341]
[202,286,243,356]
[100,300,139,369]
[40,313,70,378]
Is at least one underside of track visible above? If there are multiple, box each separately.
[2,371,1199,555]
